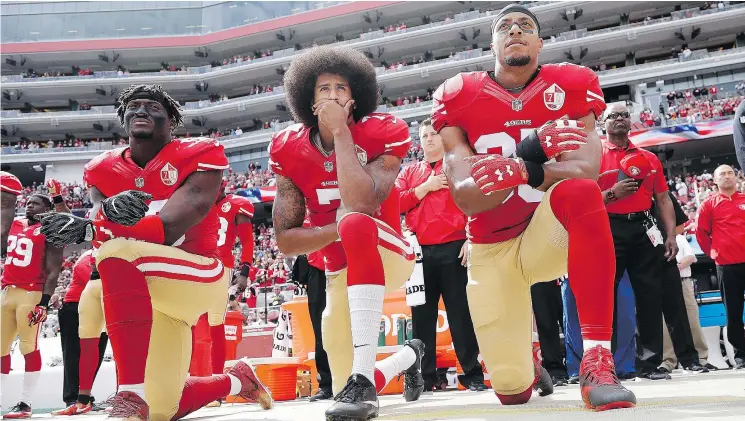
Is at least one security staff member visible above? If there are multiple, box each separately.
[696,165,745,369]
[396,119,484,392]
[598,103,702,379]
[292,251,333,400]
[734,100,744,172]
[650,191,706,373]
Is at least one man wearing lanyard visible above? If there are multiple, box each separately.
[598,104,703,379]
[696,165,745,369]
[396,119,484,392]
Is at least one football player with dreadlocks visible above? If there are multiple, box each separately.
[2,193,64,419]
[39,84,272,421]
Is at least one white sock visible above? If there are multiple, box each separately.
[21,371,40,406]
[583,340,611,353]
[227,373,242,395]
[348,284,385,385]
[1,373,9,404]
[119,384,146,400]
[375,345,417,388]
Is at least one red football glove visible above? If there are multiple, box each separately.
[28,305,48,326]
[518,119,588,162]
[46,178,62,198]
[465,155,529,196]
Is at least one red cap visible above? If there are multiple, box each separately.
[618,153,654,181]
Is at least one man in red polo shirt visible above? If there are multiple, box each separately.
[696,164,745,369]
[599,103,704,379]
[396,119,483,392]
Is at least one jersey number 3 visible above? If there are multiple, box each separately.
[473,132,544,203]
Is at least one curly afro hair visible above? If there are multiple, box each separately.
[283,45,379,128]
[116,84,184,131]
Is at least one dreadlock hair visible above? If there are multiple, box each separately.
[30,194,52,209]
[283,45,379,128]
[116,84,184,131]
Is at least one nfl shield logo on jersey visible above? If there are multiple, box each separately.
[739,204,745,211]
[511,99,523,111]
[160,163,178,186]
[543,84,566,111]
[34,227,41,236]
[355,145,368,166]
[221,202,231,212]
[324,161,334,172]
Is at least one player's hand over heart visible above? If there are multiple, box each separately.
[313,99,355,133]
[101,190,152,226]
[464,155,529,196]
[532,119,588,160]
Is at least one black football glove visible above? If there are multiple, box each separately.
[38,212,94,247]
[101,190,152,226]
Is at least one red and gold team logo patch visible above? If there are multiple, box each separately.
[221,202,231,213]
[629,166,641,177]
[543,83,566,111]
[355,145,368,166]
[160,163,178,186]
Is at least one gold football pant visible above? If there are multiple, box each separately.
[96,239,229,421]
[78,279,105,339]
[1,286,42,357]
[323,214,415,396]
[467,182,569,395]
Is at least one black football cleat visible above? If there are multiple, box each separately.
[533,365,554,397]
[325,374,379,421]
[402,339,425,402]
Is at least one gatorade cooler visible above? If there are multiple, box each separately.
[224,311,244,362]
[226,358,302,403]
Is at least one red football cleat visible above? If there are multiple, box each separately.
[580,345,637,411]
[228,360,273,410]
[3,402,31,419]
[108,391,150,421]
[51,402,92,416]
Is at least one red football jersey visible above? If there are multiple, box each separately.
[84,137,229,258]
[431,64,606,243]
[0,171,23,195]
[269,113,411,272]
[64,249,94,303]
[2,218,48,291]
[216,194,255,267]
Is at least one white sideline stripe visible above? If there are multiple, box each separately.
[385,137,412,148]
[136,261,224,278]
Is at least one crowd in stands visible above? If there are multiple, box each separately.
[638,90,743,128]
[669,168,745,233]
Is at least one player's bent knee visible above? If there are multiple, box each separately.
[337,212,379,253]
[550,178,604,225]
[96,238,142,263]
[490,367,534,396]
